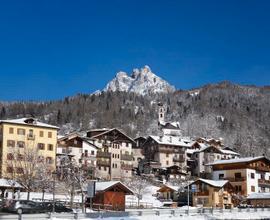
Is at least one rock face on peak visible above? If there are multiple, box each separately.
[104,66,176,95]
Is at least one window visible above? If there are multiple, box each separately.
[235,172,242,179]
[48,144,53,151]
[251,186,255,192]
[118,154,120,159]
[91,150,95,155]
[38,143,45,150]
[112,163,114,168]
[166,153,169,158]
[98,166,101,170]
[251,173,255,179]
[17,128,25,135]
[7,167,13,173]
[235,185,242,192]
[261,174,265,180]
[9,127,14,134]
[219,174,224,180]
[115,164,117,168]
[48,132,52,138]
[166,161,169,165]
[46,157,53,164]
[7,153,14,160]
[74,140,78,145]
[17,141,25,148]
[28,129,34,137]
[16,168,24,174]
[39,131,44,137]
[104,167,107,171]
[7,140,15,147]
[17,154,24,161]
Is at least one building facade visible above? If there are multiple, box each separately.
[210,156,270,196]
[0,118,58,178]
[86,128,134,180]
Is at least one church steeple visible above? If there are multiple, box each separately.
[158,102,165,125]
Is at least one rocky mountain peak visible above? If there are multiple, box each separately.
[104,65,176,95]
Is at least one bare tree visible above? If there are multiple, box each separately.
[6,146,53,200]
[123,176,150,207]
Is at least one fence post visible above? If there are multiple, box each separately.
[74,212,78,220]
[171,210,175,216]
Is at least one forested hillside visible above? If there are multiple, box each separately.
[0,81,269,157]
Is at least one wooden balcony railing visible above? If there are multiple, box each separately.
[97,160,110,167]
[224,177,246,182]
[120,154,133,161]
[121,163,133,170]
[173,156,185,163]
[97,151,111,158]
[196,191,209,196]
[258,179,270,185]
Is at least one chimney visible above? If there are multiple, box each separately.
[159,136,163,142]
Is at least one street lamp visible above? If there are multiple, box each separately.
[52,171,57,213]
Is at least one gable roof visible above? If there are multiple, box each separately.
[0,178,23,189]
[207,156,267,166]
[0,118,59,129]
[95,181,133,195]
[192,178,229,188]
[158,184,179,192]
[148,135,196,148]
[90,128,135,143]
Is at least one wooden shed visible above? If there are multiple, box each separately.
[92,181,133,211]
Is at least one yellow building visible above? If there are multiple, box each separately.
[0,118,58,178]
[191,178,234,208]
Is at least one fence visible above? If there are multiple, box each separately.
[1,207,270,220]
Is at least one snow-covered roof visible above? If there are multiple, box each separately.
[149,135,195,148]
[0,118,59,129]
[207,156,266,166]
[91,128,135,143]
[95,181,133,194]
[192,178,229,188]
[158,184,179,192]
[0,179,23,188]
[220,149,240,156]
[247,193,270,200]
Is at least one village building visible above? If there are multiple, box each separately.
[86,128,135,180]
[86,181,133,211]
[0,118,58,178]
[132,137,146,170]
[208,156,270,196]
[196,137,223,148]
[247,193,270,207]
[56,133,100,178]
[157,184,179,207]
[190,178,234,208]
[192,144,240,178]
[142,135,196,176]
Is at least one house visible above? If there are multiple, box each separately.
[196,137,223,148]
[190,178,234,208]
[142,135,196,175]
[159,165,187,182]
[192,145,240,178]
[132,137,146,170]
[247,193,270,207]
[157,184,179,202]
[86,128,135,180]
[208,156,270,196]
[57,133,100,179]
[0,118,58,178]
[90,181,133,211]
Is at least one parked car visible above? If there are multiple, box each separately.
[3,200,45,214]
[39,201,73,213]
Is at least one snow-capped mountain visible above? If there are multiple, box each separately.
[103,65,176,95]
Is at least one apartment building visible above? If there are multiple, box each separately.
[0,118,58,178]
[142,135,196,173]
[209,156,270,196]
[57,133,99,178]
[86,128,134,180]
[190,178,234,208]
[192,145,240,178]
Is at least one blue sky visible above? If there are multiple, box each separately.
[0,0,270,100]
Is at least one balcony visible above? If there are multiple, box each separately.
[196,191,209,196]
[27,134,35,140]
[97,151,111,158]
[258,179,270,185]
[97,160,110,167]
[173,156,185,163]
[121,153,133,161]
[256,166,270,172]
[121,163,133,170]
[225,177,246,182]
[81,153,96,160]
